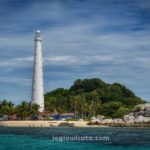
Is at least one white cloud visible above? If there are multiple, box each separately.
[0,56,33,68]
[15,56,33,62]
[46,55,76,62]
[44,54,116,66]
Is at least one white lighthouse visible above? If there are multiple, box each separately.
[31,30,44,112]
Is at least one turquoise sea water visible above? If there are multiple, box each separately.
[0,127,150,150]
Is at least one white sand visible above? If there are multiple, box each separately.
[0,120,94,127]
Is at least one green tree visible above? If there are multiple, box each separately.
[100,101,123,118]
[16,101,30,120]
[30,103,39,115]
[0,100,15,115]
[44,78,145,119]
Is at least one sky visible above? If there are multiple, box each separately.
[0,0,150,104]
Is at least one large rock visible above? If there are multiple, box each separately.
[102,118,114,124]
[144,103,150,110]
[135,103,150,117]
[144,110,150,117]
[91,118,101,124]
[133,103,150,112]
[134,111,145,117]
[124,114,135,123]
[113,119,125,123]
[124,103,150,123]
[135,116,150,123]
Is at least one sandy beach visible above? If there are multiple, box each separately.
[0,120,95,127]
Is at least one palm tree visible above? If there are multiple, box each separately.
[89,90,101,118]
[16,101,30,120]
[30,103,39,115]
[0,100,15,115]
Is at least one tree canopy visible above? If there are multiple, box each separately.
[0,100,39,120]
[45,78,145,118]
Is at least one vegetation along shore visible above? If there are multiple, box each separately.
[0,78,150,127]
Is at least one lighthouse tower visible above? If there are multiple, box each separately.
[31,30,44,112]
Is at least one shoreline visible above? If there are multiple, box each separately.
[0,120,105,128]
[0,120,150,128]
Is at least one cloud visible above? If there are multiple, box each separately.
[44,55,114,66]
[14,56,33,62]
[0,56,33,68]
[46,55,77,63]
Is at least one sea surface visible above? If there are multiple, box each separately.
[0,127,150,150]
